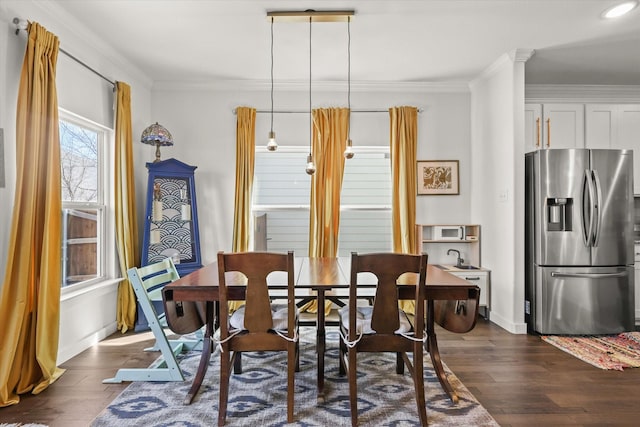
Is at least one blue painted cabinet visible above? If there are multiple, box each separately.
[136,158,202,330]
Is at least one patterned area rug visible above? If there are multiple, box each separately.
[92,327,497,426]
[541,332,640,370]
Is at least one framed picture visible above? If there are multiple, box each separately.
[417,160,459,195]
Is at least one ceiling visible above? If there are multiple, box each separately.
[15,0,640,85]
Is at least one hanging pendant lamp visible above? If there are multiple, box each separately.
[344,16,355,159]
[267,16,278,151]
[305,16,316,175]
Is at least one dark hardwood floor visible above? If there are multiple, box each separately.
[1,317,640,426]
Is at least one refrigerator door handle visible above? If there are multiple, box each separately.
[582,169,596,247]
[591,170,602,247]
[551,271,628,279]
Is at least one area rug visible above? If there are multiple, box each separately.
[541,332,640,371]
[92,327,497,426]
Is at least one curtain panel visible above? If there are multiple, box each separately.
[0,22,65,407]
[229,106,256,312]
[114,81,140,333]
[390,106,418,254]
[304,107,349,315]
[390,106,419,315]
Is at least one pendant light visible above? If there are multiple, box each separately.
[305,16,316,175]
[266,16,278,151]
[343,16,355,159]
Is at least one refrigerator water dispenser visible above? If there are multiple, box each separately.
[546,198,572,231]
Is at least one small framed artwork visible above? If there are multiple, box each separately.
[417,160,459,195]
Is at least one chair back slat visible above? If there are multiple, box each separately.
[351,252,428,334]
[218,251,294,333]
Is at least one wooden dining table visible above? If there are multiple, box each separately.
[162,256,480,405]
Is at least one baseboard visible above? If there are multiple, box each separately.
[487,311,528,334]
[57,321,118,364]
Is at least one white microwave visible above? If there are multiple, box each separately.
[433,225,465,240]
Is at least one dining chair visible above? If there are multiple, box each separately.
[338,252,429,426]
[103,258,203,383]
[216,250,299,426]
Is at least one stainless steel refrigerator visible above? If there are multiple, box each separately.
[525,148,635,335]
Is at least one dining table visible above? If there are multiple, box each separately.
[162,256,480,405]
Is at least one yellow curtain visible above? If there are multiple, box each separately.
[230,106,256,311]
[390,106,418,314]
[304,108,349,314]
[0,22,65,407]
[114,81,140,333]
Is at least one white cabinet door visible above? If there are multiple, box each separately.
[525,104,543,152]
[449,271,489,308]
[617,105,640,194]
[542,104,585,149]
[585,104,616,149]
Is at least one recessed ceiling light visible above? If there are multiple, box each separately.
[602,1,638,18]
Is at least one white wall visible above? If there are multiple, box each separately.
[0,1,153,363]
[1,1,530,363]
[469,50,532,334]
[149,82,471,264]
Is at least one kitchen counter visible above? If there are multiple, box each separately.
[433,264,490,272]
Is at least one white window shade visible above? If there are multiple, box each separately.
[252,147,392,255]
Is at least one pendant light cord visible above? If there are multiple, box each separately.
[347,16,351,140]
[270,17,274,133]
[309,16,312,156]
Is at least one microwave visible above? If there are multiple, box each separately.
[433,225,465,240]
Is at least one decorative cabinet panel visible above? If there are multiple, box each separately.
[141,158,202,277]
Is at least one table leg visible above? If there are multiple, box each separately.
[426,299,459,404]
[184,301,214,405]
[316,290,326,403]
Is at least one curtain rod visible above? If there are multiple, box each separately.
[13,18,116,88]
[234,108,422,114]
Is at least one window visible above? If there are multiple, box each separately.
[59,112,109,288]
[252,147,392,255]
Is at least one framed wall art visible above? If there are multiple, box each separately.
[417,160,459,195]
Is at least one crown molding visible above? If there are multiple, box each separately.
[526,84,640,103]
[152,79,470,93]
[469,48,535,90]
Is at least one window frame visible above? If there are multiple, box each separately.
[59,108,115,294]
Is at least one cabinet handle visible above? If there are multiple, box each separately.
[536,117,541,147]
[465,277,481,281]
[546,118,551,148]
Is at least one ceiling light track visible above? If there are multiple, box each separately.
[267,9,355,23]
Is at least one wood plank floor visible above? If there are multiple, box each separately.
[1,317,640,426]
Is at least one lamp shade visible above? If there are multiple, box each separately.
[141,122,174,147]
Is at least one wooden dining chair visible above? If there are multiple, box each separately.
[216,251,299,426]
[338,252,429,426]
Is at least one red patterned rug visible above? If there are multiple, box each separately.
[541,332,640,370]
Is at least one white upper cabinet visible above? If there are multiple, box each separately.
[543,104,585,149]
[585,104,617,149]
[585,104,640,193]
[525,103,585,151]
[618,105,640,149]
